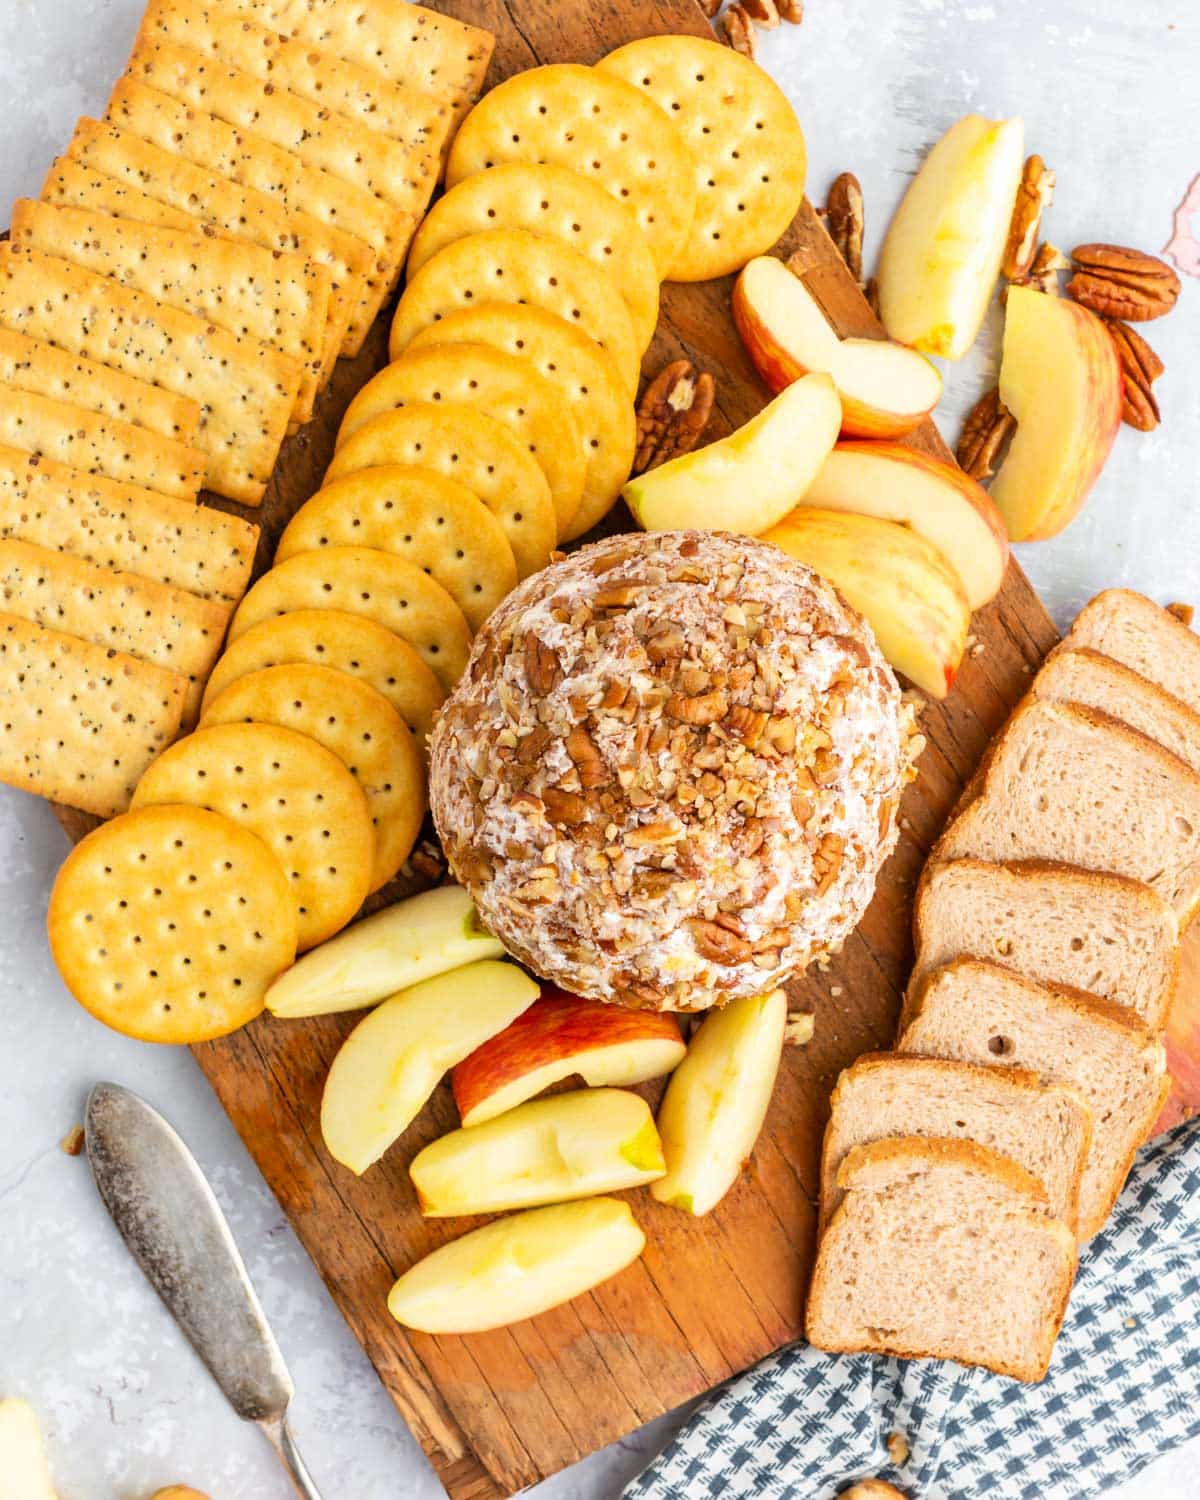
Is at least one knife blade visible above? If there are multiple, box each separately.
[85,1081,324,1498]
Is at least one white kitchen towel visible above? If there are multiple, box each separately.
[625,1116,1200,1499]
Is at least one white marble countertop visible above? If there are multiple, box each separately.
[3,1,1199,1496]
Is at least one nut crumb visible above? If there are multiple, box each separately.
[1167,602,1195,627]
[784,1011,815,1046]
[887,1430,910,1466]
[60,1125,85,1157]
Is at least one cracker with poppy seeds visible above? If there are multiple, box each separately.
[228,545,472,692]
[0,386,205,501]
[0,445,256,606]
[0,244,298,504]
[47,803,297,1042]
[131,720,374,951]
[200,662,426,891]
[0,612,186,817]
[0,538,228,726]
[276,468,517,632]
[338,345,584,539]
[323,402,555,580]
[199,608,444,747]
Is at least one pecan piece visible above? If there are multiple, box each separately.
[699,0,721,14]
[1168,602,1195,628]
[633,360,716,474]
[1067,243,1181,322]
[777,0,803,18]
[1105,319,1164,431]
[957,388,1016,482]
[666,688,729,726]
[1002,155,1056,280]
[565,723,609,789]
[741,0,780,26]
[523,633,561,694]
[543,787,588,825]
[720,3,756,57]
[1008,241,1069,297]
[820,172,865,283]
[688,917,752,965]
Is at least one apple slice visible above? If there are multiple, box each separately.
[410,1087,664,1216]
[451,987,686,1126]
[321,959,539,1174]
[387,1197,645,1334]
[762,508,970,699]
[623,372,841,537]
[802,442,1009,610]
[878,114,1025,360]
[732,256,942,438]
[990,286,1123,540]
[0,1401,58,1500]
[652,989,786,1216]
[265,885,503,1018]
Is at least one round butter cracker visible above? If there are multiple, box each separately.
[200,663,426,893]
[48,802,296,1042]
[324,401,555,579]
[407,305,636,542]
[228,544,472,692]
[445,63,694,277]
[389,228,640,396]
[407,162,660,354]
[598,35,806,282]
[131,721,374,952]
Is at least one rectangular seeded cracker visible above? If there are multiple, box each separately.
[0,242,299,504]
[139,0,456,158]
[0,328,202,449]
[0,444,257,605]
[41,156,194,231]
[0,386,205,500]
[106,78,394,351]
[64,118,359,380]
[0,538,228,725]
[11,197,325,427]
[0,611,186,817]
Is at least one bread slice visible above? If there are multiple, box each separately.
[898,959,1169,1238]
[1033,645,1200,774]
[936,699,1200,923]
[1065,588,1200,716]
[821,1053,1091,1232]
[911,858,1178,1029]
[806,1136,1077,1382]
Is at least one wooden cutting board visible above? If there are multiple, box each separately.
[48,1,1198,1494]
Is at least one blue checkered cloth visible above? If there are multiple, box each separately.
[626,1117,1200,1499]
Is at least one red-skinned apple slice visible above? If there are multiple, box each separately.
[802,442,1009,610]
[452,987,686,1126]
[990,286,1123,540]
[732,256,943,437]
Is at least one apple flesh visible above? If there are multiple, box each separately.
[878,114,1025,360]
[990,286,1123,541]
[0,1401,58,1500]
[387,1197,645,1334]
[623,372,841,537]
[803,442,1009,610]
[452,987,686,1126]
[732,256,942,438]
[652,988,787,1216]
[265,885,503,1018]
[763,508,970,699]
[410,1087,664,1216]
[321,960,539,1174]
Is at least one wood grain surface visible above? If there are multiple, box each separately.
[48,1,1197,1494]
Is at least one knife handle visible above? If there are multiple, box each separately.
[259,1413,325,1500]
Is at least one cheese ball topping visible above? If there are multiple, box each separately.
[431,530,920,1011]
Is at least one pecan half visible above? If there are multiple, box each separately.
[720,3,756,57]
[1009,241,1069,297]
[957,388,1016,482]
[1067,243,1181,322]
[1002,155,1056,280]
[741,0,780,26]
[821,172,865,283]
[1106,319,1164,431]
[633,360,716,474]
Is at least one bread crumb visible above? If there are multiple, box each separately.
[887,1430,910,1466]
[59,1125,85,1157]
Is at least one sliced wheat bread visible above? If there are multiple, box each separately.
[911,858,1178,1029]
[821,1054,1091,1232]
[1033,645,1200,774]
[898,959,1168,1238]
[1065,589,1200,715]
[806,1136,1077,1382]
[935,699,1200,923]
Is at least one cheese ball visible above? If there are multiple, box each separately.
[431,531,920,1011]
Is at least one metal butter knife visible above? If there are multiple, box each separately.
[85,1082,324,1499]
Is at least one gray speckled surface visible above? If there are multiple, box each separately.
[3,1,1200,1496]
